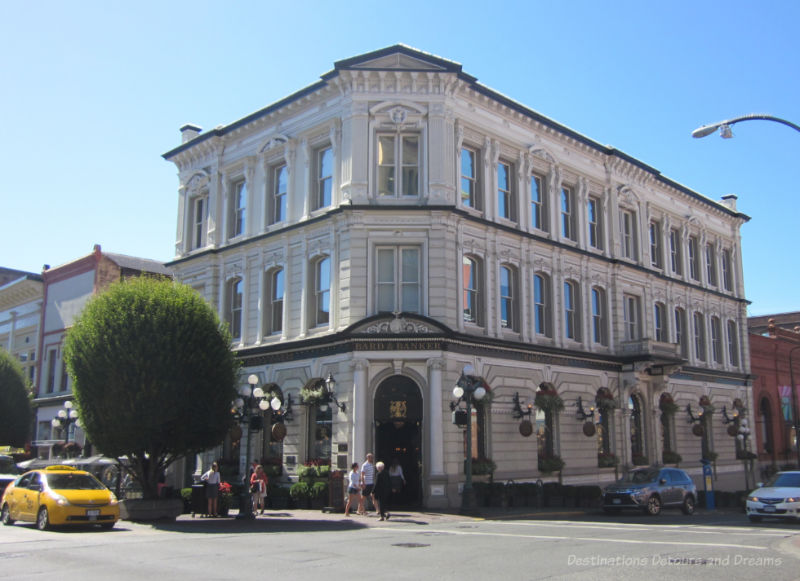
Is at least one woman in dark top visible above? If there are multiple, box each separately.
[373,461,391,521]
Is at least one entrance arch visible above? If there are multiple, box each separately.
[374,375,423,507]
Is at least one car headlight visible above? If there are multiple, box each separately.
[747,495,758,502]
[109,493,119,505]
[51,492,70,506]
[786,497,799,503]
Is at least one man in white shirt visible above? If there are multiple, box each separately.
[359,453,376,515]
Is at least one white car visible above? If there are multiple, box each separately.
[746,471,800,522]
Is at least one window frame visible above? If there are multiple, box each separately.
[705,243,718,286]
[377,132,420,198]
[534,273,552,338]
[560,185,576,241]
[591,286,608,346]
[312,257,331,328]
[588,196,603,250]
[721,249,733,291]
[688,236,700,281]
[654,302,667,342]
[497,160,515,221]
[191,195,207,250]
[462,255,483,326]
[620,209,637,260]
[315,145,333,210]
[264,267,285,336]
[375,246,422,315]
[669,228,682,276]
[460,146,481,210]
[710,315,722,364]
[530,173,548,232]
[675,307,688,358]
[230,179,246,238]
[499,264,518,331]
[693,311,706,362]
[564,280,581,341]
[649,220,663,268]
[727,319,740,366]
[623,294,641,341]
[270,164,288,225]
[226,277,244,341]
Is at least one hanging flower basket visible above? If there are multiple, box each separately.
[727,424,739,437]
[699,396,715,415]
[272,422,287,441]
[595,389,618,410]
[534,390,564,413]
[582,421,596,437]
[692,424,704,437]
[300,383,327,405]
[659,394,679,415]
[519,420,533,437]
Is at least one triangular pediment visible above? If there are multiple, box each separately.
[347,313,450,336]
[332,45,463,75]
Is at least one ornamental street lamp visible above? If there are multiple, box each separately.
[692,114,800,139]
[232,374,269,519]
[451,364,486,515]
[51,400,80,444]
[789,346,800,467]
[737,418,753,490]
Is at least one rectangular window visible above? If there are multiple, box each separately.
[654,303,667,342]
[564,281,581,341]
[721,249,733,291]
[693,312,706,361]
[462,256,482,325]
[669,228,682,275]
[675,308,687,358]
[266,269,284,335]
[499,265,516,330]
[530,174,547,231]
[588,197,603,249]
[46,349,57,394]
[232,180,246,238]
[192,197,206,250]
[727,320,739,366]
[316,147,333,209]
[314,257,331,327]
[534,274,551,337]
[228,279,243,340]
[591,287,607,346]
[376,247,420,314]
[706,243,717,286]
[711,316,722,363]
[561,186,575,241]
[649,221,663,268]
[623,295,641,341]
[620,210,637,259]
[461,147,479,209]
[60,361,68,391]
[378,133,419,197]
[688,236,700,281]
[271,165,288,224]
[497,161,514,220]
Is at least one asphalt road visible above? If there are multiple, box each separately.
[2,509,799,580]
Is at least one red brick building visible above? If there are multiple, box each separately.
[749,320,800,473]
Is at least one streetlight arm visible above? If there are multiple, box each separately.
[692,114,800,138]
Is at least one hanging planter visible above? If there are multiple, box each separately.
[727,424,739,437]
[300,383,327,405]
[582,421,596,437]
[659,394,679,416]
[595,388,618,410]
[692,423,704,437]
[534,390,564,413]
[272,422,287,441]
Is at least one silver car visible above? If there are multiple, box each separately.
[603,467,697,516]
[746,471,800,522]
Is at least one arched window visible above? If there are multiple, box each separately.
[308,401,332,463]
[462,255,483,325]
[535,383,563,471]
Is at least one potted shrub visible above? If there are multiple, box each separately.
[598,452,618,468]
[662,450,682,465]
[632,454,649,466]
[310,481,328,509]
[469,457,496,476]
[538,454,565,474]
[290,481,311,509]
[218,481,233,516]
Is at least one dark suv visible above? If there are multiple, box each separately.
[602,467,697,516]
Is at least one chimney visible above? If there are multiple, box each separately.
[180,124,202,144]
[721,194,738,211]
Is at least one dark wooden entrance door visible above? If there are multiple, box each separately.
[374,376,422,507]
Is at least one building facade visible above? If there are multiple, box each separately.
[164,46,752,507]
[33,245,172,458]
[749,321,800,475]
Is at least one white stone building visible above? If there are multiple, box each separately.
[0,268,43,390]
[163,46,752,507]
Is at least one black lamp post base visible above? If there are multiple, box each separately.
[458,487,480,516]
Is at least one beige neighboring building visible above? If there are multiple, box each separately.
[163,46,752,507]
[0,268,44,390]
[33,245,172,458]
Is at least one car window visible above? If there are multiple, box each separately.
[671,470,690,484]
[16,473,33,488]
[622,469,659,483]
[766,473,800,488]
[46,472,106,490]
[28,473,42,489]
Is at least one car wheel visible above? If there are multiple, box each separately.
[1,504,14,525]
[645,495,662,516]
[681,495,696,515]
[748,515,762,523]
[36,507,50,531]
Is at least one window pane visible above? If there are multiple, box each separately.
[402,167,418,196]
[461,149,475,206]
[402,135,418,165]
[378,136,395,165]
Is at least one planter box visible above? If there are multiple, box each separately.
[119,498,183,522]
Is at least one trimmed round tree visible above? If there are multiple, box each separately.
[0,348,33,447]
[64,277,238,499]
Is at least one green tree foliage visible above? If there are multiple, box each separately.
[64,277,239,499]
[0,348,33,447]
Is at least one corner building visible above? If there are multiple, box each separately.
[164,46,752,507]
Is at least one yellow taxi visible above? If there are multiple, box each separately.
[1,465,119,530]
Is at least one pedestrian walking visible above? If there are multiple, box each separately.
[373,461,391,521]
[200,461,221,517]
[344,462,361,517]
[250,464,269,514]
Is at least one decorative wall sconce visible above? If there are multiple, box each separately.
[511,392,532,419]
[721,405,740,425]
[575,396,595,422]
[686,404,705,437]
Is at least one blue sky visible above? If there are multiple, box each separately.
[2,1,798,316]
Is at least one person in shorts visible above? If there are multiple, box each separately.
[359,453,375,515]
[344,462,361,517]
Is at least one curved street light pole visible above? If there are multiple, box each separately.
[789,346,800,467]
[692,114,800,139]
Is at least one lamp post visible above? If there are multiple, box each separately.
[692,114,800,139]
[737,418,753,490]
[233,374,269,519]
[51,400,80,446]
[452,364,486,515]
[789,346,800,467]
